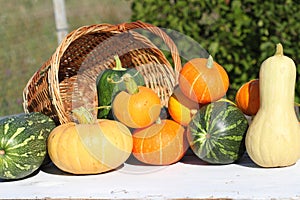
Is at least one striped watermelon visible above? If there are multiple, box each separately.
[187,100,248,164]
[0,112,56,179]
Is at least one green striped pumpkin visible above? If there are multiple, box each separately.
[0,112,56,179]
[187,100,248,164]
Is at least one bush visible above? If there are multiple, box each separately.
[131,0,300,102]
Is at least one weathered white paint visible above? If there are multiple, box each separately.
[1,153,300,199]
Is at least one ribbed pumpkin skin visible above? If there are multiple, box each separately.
[112,86,161,128]
[179,57,229,104]
[96,68,144,119]
[187,101,248,164]
[0,112,56,179]
[47,119,133,174]
[132,119,187,165]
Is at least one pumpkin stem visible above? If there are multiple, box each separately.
[95,105,111,110]
[206,55,214,69]
[275,43,284,56]
[113,55,126,71]
[123,73,139,94]
[72,106,96,124]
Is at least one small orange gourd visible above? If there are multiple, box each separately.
[132,119,187,165]
[168,86,201,126]
[47,107,133,174]
[235,79,260,116]
[179,55,229,104]
[112,74,161,128]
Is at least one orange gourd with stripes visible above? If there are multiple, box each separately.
[132,119,187,165]
[112,75,161,129]
[235,79,260,116]
[178,55,229,104]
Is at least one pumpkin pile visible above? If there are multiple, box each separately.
[1,42,300,180]
[45,54,250,174]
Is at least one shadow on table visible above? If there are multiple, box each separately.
[40,162,72,176]
[40,150,260,177]
[40,161,126,176]
[180,149,260,168]
[0,169,40,183]
[124,148,259,168]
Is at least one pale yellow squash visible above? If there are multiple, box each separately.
[245,43,300,168]
[47,107,133,174]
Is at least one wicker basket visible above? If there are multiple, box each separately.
[23,21,182,125]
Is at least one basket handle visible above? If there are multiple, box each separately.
[54,21,182,80]
[115,21,182,80]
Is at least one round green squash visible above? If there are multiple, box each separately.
[96,55,145,119]
[187,100,248,164]
[0,112,56,179]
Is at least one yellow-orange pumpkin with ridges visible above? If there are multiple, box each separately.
[48,118,133,174]
[168,86,201,126]
[112,75,161,128]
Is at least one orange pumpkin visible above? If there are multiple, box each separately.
[112,75,161,128]
[47,107,133,174]
[235,79,260,116]
[132,119,187,165]
[168,86,201,126]
[178,55,229,104]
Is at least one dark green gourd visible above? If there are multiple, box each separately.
[96,55,145,119]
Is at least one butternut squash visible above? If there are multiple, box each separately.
[245,43,300,168]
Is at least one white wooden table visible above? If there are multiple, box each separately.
[1,152,300,199]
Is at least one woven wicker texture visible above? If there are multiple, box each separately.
[23,21,182,124]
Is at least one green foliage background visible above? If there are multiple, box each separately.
[131,0,300,102]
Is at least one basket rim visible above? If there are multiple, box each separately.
[50,20,181,77]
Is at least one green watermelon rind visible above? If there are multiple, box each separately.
[0,112,56,180]
[188,101,249,164]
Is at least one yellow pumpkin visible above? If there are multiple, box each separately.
[168,86,200,126]
[47,107,133,174]
[245,43,300,168]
